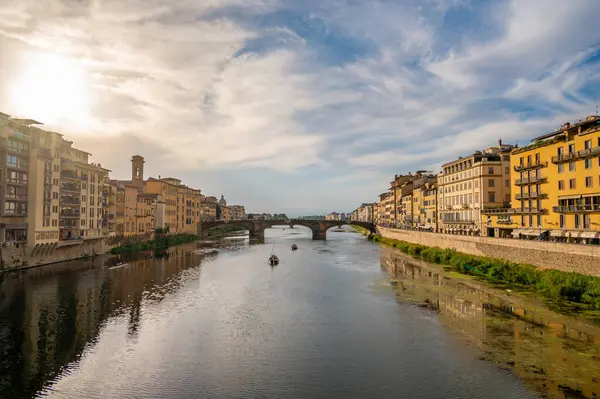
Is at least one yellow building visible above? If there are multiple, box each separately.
[438,141,514,236]
[201,195,218,221]
[483,115,600,243]
[415,177,438,231]
[398,185,414,228]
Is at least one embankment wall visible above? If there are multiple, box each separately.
[376,227,600,277]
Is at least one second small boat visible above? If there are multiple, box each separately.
[268,255,279,266]
[291,244,298,251]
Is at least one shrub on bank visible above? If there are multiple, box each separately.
[372,234,600,310]
[111,234,199,255]
[207,226,246,236]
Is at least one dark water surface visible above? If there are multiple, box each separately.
[1,227,577,398]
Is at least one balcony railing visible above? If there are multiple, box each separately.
[60,197,81,206]
[551,152,577,163]
[514,161,548,172]
[577,146,600,159]
[60,211,81,218]
[38,148,53,159]
[6,178,28,186]
[9,129,31,142]
[515,176,547,185]
[482,207,546,215]
[515,192,548,200]
[61,183,81,193]
[553,205,600,213]
[442,219,476,224]
[5,194,28,201]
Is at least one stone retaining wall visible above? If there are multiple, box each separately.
[376,227,600,277]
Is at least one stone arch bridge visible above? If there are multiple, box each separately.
[199,219,374,240]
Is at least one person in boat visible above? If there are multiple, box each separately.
[291,244,298,250]
[269,255,279,265]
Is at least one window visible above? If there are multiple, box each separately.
[585,140,592,150]
[4,201,27,215]
[569,161,576,172]
[52,205,58,213]
[7,139,29,153]
[528,215,533,227]
[519,157,524,167]
[505,180,510,187]
[488,179,495,187]
[569,179,576,189]
[488,192,496,202]
[53,178,58,185]
[585,159,592,169]
[537,215,542,227]
[558,180,565,190]
[488,167,494,174]
[52,192,58,199]
[560,214,565,228]
[475,193,479,203]
[575,214,581,229]
[586,176,593,188]
[52,219,57,227]
[81,207,86,214]
[584,214,591,229]
[82,182,87,190]
[569,144,575,154]
[7,155,28,169]
[504,167,509,174]
[505,193,510,202]
[558,164,564,173]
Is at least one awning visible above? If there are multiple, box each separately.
[520,229,533,236]
[550,230,566,237]
[526,229,548,237]
[558,194,583,200]
[580,231,600,239]
[511,229,525,237]
[566,231,581,239]
[582,193,600,198]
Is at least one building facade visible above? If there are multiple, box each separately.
[484,115,600,243]
[438,141,514,236]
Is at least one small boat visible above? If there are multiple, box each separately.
[109,262,128,270]
[268,255,279,266]
[291,244,298,251]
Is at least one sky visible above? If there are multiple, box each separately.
[1,0,600,216]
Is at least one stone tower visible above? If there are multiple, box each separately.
[131,155,145,191]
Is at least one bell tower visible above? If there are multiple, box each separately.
[131,155,145,191]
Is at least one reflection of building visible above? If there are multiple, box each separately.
[483,115,600,243]
[438,140,514,236]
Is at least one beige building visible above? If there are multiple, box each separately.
[438,141,514,235]
[412,176,437,231]
[0,114,110,253]
[201,195,218,221]
[229,205,246,220]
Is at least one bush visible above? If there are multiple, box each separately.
[371,234,600,309]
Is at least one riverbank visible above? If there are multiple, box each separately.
[110,234,199,255]
[370,233,600,310]
[206,226,247,237]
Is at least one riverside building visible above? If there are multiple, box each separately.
[483,115,600,243]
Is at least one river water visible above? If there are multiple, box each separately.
[0,227,598,398]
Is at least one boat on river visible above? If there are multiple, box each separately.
[268,255,279,266]
[291,244,298,251]
[109,261,128,270]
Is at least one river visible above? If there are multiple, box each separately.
[0,227,598,398]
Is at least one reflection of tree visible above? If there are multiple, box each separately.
[0,244,204,398]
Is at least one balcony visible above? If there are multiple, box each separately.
[515,176,547,186]
[496,218,513,225]
[5,194,28,202]
[553,205,600,213]
[514,161,548,172]
[38,148,53,160]
[482,207,546,215]
[60,197,81,206]
[60,183,81,193]
[60,211,81,218]
[552,152,577,164]
[7,162,29,171]
[578,146,600,159]
[9,129,31,142]
[515,192,548,200]
[442,219,476,224]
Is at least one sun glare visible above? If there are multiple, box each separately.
[10,52,91,129]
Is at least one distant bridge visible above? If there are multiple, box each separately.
[199,219,373,240]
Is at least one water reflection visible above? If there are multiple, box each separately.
[0,243,210,399]
[381,247,600,399]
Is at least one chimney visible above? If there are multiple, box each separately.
[498,139,502,145]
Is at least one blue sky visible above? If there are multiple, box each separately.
[1,0,600,215]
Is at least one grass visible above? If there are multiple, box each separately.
[371,234,600,310]
[111,234,199,255]
[351,225,370,235]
